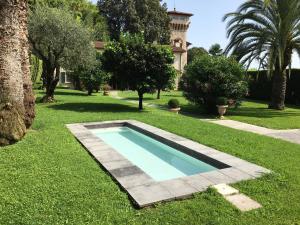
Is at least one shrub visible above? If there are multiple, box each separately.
[180,55,248,113]
[103,84,111,92]
[216,97,228,106]
[168,99,180,109]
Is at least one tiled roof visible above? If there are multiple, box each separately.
[168,10,193,17]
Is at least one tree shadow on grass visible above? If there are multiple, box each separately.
[48,102,141,113]
[54,91,88,97]
[227,107,300,118]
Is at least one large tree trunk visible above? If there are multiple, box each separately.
[0,0,27,146]
[269,69,287,110]
[41,64,59,103]
[19,0,35,128]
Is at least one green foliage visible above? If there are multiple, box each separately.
[247,69,300,105]
[29,6,95,70]
[224,0,300,108]
[209,44,223,56]
[168,99,180,109]
[77,65,110,96]
[29,54,42,84]
[181,54,248,113]
[102,34,175,109]
[29,0,109,41]
[187,47,208,64]
[98,0,170,43]
[216,97,228,106]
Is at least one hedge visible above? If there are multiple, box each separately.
[247,69,300,105]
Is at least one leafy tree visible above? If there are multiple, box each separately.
[181,54,248,113]
[97,0,170,43]
[209,44,223,56]
[28,6,95,102]
[149,46,177,99]
[29,0,109,41]
[75,54,111,95]
[102,34,175,109]
[187,47,208,64]
[224,0,300,110]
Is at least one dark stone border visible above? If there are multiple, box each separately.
[67,120,271,208]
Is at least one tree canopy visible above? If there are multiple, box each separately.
[181,54,248,113]
[102,34,175,109]
[187,47,208,64]
[97,0,170,43]
[29,0,108,41]
[29,6,96,102]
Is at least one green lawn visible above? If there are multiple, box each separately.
[118,90,300,129]
[1,88,300,225]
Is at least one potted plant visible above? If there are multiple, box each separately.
[102,84,111,96]
[216,97,228,119]
[168,99,181,114]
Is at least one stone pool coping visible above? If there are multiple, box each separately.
[67,120,271,208]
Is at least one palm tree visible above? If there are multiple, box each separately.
[224,0,300,110]
[0,0,30,145]
[209,44,223,56]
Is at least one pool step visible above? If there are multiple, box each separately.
[213,184,262,212]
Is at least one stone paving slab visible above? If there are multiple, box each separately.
[225,194,262,212]
[208,119,300,145]
[67,120,271,208]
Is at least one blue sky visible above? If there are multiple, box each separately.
[92,0,300,68]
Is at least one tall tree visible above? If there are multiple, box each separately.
[0,0,28,145]
[97,0,170,43]
[28,6,95,102]
[224,0,300,110]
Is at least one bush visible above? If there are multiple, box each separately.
[216,97,228,106]
[180,55,248,113]
[168,99,180,109]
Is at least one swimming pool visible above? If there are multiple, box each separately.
[67,120,270,208]
[91,127,217,181]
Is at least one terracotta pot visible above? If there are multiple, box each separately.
[169,107,181,114]
[216,105,228,119]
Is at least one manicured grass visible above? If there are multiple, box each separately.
[227,100,300,129]
[119,90,300,129]
[1,88,300,225]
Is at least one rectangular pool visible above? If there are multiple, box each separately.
[91,127,217,181]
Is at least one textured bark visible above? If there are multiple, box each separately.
[138,91,143,110]
[19,0,35,128]
[0,0,27,145]
[269,69,287,110]
[41,64,60,102]
[157,89,161,99]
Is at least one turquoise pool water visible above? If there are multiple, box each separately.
[91,127,217,181]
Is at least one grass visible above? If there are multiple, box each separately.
[0,88,300,225]
[118,90,300,129]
